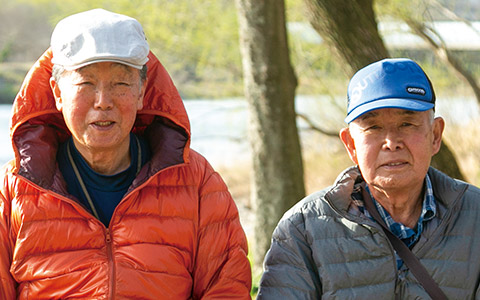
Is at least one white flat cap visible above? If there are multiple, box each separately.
[51,8,149,70]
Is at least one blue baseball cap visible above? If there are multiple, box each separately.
[345,58,435,123]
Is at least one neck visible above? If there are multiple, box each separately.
[369,184,424,228]
[73,139,131,175]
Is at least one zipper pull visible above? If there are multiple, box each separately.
[106,228,111,243]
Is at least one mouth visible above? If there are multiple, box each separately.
[380,161,408,168]
[93,121,114,126]
[91,121,115,130]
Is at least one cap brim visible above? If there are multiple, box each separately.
[345,98,435,123]
[62,57,149,71]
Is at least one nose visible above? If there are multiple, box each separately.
[382,128,403,151]
[94,84,113,110]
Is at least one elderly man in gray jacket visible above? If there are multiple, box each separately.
[258,58,480,299]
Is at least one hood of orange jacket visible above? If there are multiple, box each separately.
[10,48,191,189]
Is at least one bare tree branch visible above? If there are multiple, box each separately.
[427,0,480,36]
[296,113,339,137]
[405,18,480,104]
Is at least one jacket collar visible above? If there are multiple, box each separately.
[325,166,469,217]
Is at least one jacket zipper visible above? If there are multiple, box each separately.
[19,176,118,298]
[16,163,188,298]
[105,228,116,299]
[102,163,187,298]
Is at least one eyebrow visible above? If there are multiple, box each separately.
[358,109,418,121]
[112,63,134,72]
[358,111,378,121]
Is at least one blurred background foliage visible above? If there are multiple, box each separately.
[1,0,242,100]
[1,0,479,103]
[1,1,480,293]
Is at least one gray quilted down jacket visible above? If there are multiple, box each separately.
[258,166,480,299]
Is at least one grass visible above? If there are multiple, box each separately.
[443,117,480,185]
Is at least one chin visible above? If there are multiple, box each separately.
[371,175,406,189]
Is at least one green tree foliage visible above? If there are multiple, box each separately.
[13,0,242,98]
[138,0,242,92]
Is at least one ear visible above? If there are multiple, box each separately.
[431,116,445,155]
[49,77,63,112]
[340,127,358,164]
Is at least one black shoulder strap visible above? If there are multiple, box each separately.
[361,184,448,300]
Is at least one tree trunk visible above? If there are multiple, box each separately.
[304,0,465,180]
[235,0,306,272]
[304,0,389,74]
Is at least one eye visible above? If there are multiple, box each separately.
[366,125,381,131]
[115,81,132,86]
[401,122,413,127]
[77,81,93,86]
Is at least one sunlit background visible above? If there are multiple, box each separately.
[1,0,480,292]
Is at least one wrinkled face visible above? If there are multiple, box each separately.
[50,62,146,155]
[340,108,444,194]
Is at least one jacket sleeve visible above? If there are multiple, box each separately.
[192,161,252,299]
[257,214,322,299]
[0,171,17,299]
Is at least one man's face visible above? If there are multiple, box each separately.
[340,108,444,194]
[50,62,146,155]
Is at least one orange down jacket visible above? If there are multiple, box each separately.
[0,49,252,299]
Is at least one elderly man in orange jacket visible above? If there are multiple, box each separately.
[0,9,251,299]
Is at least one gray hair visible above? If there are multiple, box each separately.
[51,64,148,83]
[348,108,436,130]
